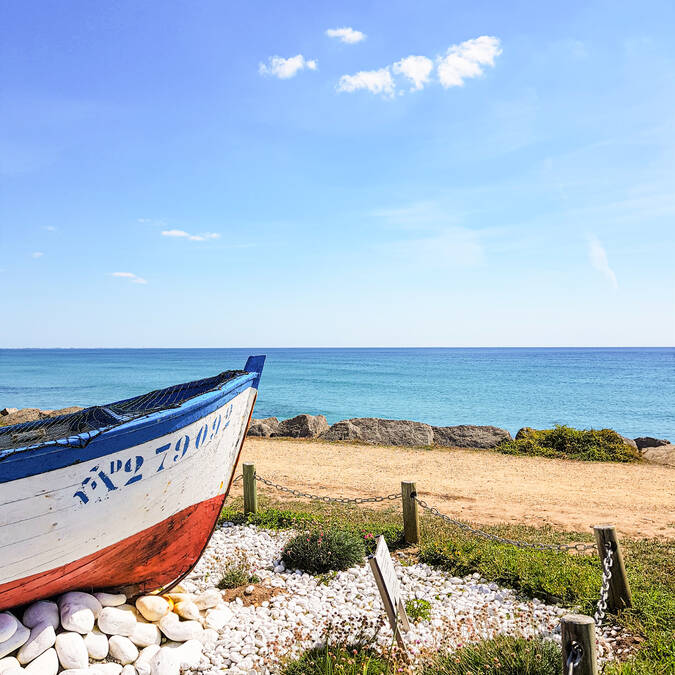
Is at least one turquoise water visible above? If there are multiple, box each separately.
[0,348,673,439]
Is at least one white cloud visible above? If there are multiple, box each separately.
[587,235,618,289]
[31,251,43,258]
[44,225,57,231]
[437,36,502,88]
[326,27,366,44]
[259,55,318,79]
[161,229,220,242]
[112,272,148,285]
[392,55,433,91]
[336,68,395,98]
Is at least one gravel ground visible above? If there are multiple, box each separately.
[180,523,627,674]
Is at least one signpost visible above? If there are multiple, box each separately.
[368,535,410,648]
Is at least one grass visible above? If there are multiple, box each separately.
[405,598,432,622]
[220,493,674,674]
[282,528,366,574]
[215,549,261,589]
[497,425,642,462]
[283,645,392,675]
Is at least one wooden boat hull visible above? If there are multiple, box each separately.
[0,357,264,610]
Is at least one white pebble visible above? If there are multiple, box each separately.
[134,645,160,675]
[22,604,58,632]
[149,647,179,675]
[193,590,220,611]
[90,664,123,675]
[0,616,18,643]
[108,636,138,665]
[0,621,29,659]
[97,607,136,637]
[94,593,126,608]
[0,658,20,674]
[54,633,88,670]
[83,629,109,661]
[173,602,200,621]
[134,598,170,624]
[16,623,55,665]
[128,622,160,649]
[158,615,203,642]
[24,648,57,675]
[58,593,102,619]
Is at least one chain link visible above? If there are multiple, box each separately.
[412,495,597,553]
[594,543,614,625]
[566,641,583,674]
[252,473,401,505]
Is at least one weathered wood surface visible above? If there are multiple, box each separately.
[401,481,419,544]
[593,525,632,613]
[560,614,598,675]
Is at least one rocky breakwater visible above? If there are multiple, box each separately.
[0,587,230,675]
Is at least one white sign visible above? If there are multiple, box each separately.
[368,536,410,643]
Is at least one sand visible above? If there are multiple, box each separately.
[235,438,675,539]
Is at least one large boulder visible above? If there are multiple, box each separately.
[515,427,535,440]
[273,414,329,438]
[0,407,83,428]
[641,444,675,467]
[620,436,638,450]
[634,436,670,451]
[0,408,18,416]
[433,425,512,449]
[322,418,434,447]
[247,417,280,437]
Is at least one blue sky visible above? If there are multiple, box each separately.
[1,0,673,347]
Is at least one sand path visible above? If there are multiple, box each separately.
[235,438,675,539]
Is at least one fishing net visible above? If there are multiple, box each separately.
[0,370,248,453]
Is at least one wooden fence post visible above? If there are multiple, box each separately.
[593,525,632,612]
[401,481,419,545]
[243,463,257,514]
[561,614,598,675]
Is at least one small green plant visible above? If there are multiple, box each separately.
[216,549,260,589]
[283,645,391,675]
[424,635,561,674]
[405,598,431,622]
[282,528,366,574]
[497,425,641,462]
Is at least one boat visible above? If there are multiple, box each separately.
[0,355,265,610]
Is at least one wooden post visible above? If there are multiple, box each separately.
[243,463,257,514]
[401,481,419,545]
[560,614,598,675]
[593,525,632,612]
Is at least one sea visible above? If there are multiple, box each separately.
[0,348,673,439]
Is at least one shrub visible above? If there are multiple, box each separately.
[498,425,641,462]
[282,528,366,574]
[424,636,561,675]
[405,598,431,622]
[216,549,260,589]
[283,645,391,675]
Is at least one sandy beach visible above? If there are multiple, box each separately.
[235,437,675,539]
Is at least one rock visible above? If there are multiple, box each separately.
[59,592,102,633]
[322,417,434,446]
[97,607,136,636]
[515,427,535,440]
[432,425,512,449]
[149,647,180,675]
[161,594,193,605]
[0,658,20,674]
[199,629,217,647]
[89,664,122,675]
[44,407,82,418]
[244,585,254,595]
[619,436,638,450]
[172,602,199,621]
[121,666,136,675]
[273,414,329,439]
[22,603,59,631]
[0,615,18,643]
[0,622,29,659]
[83,629,109,660]
[0,408,18,416]
[24,648,57,675]
[58,670,91,675]
[134,646,160,675]
[93,593,126,608]
[642,444,675,467]
[163,640,202,669]
[247,417,280,437]
[193,589,220,611]
[134,597,170,623]
[54,633,88,670]
[0,409,42,426]
[128,622,160,649]
[157,614,202,642]
[634,436,670,450]
[16,623,55,665]
[108,636,138,665]
[203,608,232,631]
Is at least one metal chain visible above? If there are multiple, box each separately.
[566,641,583,674]
[232,474,243,483]
[253,473,401,505]
[594,543,614,625]
[412,495,597,553]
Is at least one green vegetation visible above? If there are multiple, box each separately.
[405,598,432,622]
[221,494,674,673]
[423,636,561,674]
[282,528,366,574]
[216,549,261,589]
[283,645,391,675]
[497,425,642,462]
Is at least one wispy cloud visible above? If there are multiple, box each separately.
[259,55,317,79]
[338,35,501,98]
[31,251,44,258]
[337,68,395,98]
[161,229,220,242]
[326,27,366,44]
[111,272,148,285]
[44,225,57,232]
[587,235,618,289]
[437,36,502,88]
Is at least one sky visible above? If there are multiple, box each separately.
[1,0,674,348]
